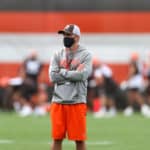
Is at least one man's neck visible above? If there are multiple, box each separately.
[66,44,79,51]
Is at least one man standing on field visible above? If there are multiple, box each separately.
[49,24,92,150]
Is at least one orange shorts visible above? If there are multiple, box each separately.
[50,103,87,141]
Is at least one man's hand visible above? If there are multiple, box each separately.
[59,59,68,69]
[77,64,85,71]
[71,59,80,68]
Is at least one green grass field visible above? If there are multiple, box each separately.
[0,112,150,150]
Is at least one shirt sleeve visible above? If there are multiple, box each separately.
[60,53,92,81]
[49,52,66,83]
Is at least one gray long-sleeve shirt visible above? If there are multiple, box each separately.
[49,45,92,104]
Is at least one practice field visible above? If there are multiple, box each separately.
[0,112,150,150]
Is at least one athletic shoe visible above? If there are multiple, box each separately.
[34,106,47,116]
[106,107,117,118]
[13,102,21,112]
[141,104,150,118]
[124,106,134,117]
[93,107,107,118]
[19,105,33,117]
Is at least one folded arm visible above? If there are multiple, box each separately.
[59,53,92,81]
[49,52,66,83]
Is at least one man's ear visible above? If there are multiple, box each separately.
[75,37,79,44]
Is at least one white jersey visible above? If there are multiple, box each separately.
[127,74,144,90]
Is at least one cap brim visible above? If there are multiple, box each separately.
[58,30,72,35]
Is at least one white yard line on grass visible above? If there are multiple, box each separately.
[0,139,114,146]
[87,141,114,145]
[0,139,14,144]
[48,140,114,146]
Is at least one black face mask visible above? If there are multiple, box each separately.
[63,37,75,48]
